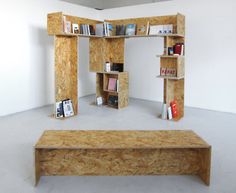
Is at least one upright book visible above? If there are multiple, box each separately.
[108,78,117,91]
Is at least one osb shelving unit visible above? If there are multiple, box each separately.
[48,12,185,120]
[35,130,211,186]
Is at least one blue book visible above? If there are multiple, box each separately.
[125,24,136,36]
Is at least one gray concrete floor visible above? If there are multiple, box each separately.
[0,95,236,193]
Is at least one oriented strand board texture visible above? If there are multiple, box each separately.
[96,73,104,97]
[160,57,184,78]
[38,148,201,176]
[35,130,210,149]
[89,38,105,72]
[177,13,185,36]
[55,36,78,115]
[118,72,129,109]
[48,12,63,35]
[164,79,184,120]
[35,130,211,185]
[89,38,125,72]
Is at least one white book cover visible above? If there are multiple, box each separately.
[96,97,103,106]
[163,25,168,34]
[96,24,104,36]
[149,25,163,35]
[104,62,111,72]
[63,99,74,117]
[168,106,173,120]
[116,80,119,92]
[72,23,79,34]
[167,24,173,34]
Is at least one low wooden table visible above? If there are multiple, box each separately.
[35,130,211,186]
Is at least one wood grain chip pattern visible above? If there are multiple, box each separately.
[35,130,210,149]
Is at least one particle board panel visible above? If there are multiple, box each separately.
[160,57,184,78]
[89,38,105,72]
[104,39,125,63]
[96,73,104,97]
[35,130,211,186]
[55,36,78,115]
[35,149,41,186]
[164,79,184,120]
[48,12,63,35]
[198,148,212,186]
[38,148,200,176]
[176,13,185,36]
[118,91,129,109]
[35,130,210,149]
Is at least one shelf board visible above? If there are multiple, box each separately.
[104,89,118,94]
[96,71,125,75]
[156,55,184,58]
[55,33,184,39]
[157,75,184,80]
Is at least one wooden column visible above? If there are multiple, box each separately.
[55,36,78,115]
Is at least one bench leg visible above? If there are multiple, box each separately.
[198,147,211,186]
[35,149,41,186]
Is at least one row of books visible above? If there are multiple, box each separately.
[160,67,177,77]
[167,43,184,56]
[108,78,119,92]
[161,101,178,120]
[55,99,74,118]
[63,17,175,36]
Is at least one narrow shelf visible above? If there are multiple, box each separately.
[157,75,184,80]
[55,33,184,39]
[97,71,126,75]
[156,55,184,58]
[103,89,118,94]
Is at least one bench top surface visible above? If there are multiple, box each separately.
[35,130,210,149]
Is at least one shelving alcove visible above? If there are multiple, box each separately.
[47,12,185,121]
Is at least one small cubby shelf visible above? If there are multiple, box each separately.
[96,72,129,109]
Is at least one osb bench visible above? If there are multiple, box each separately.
[35,130,211,186]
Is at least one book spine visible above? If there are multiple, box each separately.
[167,106,172,120]
[116,80,119,92]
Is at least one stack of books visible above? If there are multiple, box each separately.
[161,100,179,120]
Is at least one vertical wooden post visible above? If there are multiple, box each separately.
[55,36,78,115]
[35,149,41,186]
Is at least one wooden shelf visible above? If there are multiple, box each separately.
[157,75,184,80]
[156,55,184,58]
[103,89,118,94]
[55,33,184,39]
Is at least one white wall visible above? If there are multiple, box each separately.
[0,0,99,116]
[101,0,236,114]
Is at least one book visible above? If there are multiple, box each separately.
[116,25,125,36]
[96,23,104,36]
[137,23,147,36]
[89,25,95,35]
[65,21,71,33]
[108,95,118,107]
[167,106,172,120]
[146,21,150,35]
[108,78,117,91]
[149,25,163,35]
[96,96,103,106]
[116,80,119,92]
[107,23,113,36]
[55,101,63,118]
[174,43,184,55]
[72,23,79,34]
[104,62,111,72]
[161,103,167,120]
[163,25,168,34]
[62,99,74,117]
[126,24,136,36]
[167,24,173,34]
[170,101,178,118]
[112,63,123,72]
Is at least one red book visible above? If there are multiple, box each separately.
[108,78,117,91]
[170,101,178,118]
[174,44,183,55]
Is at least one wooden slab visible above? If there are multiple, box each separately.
[35,130,210,150]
